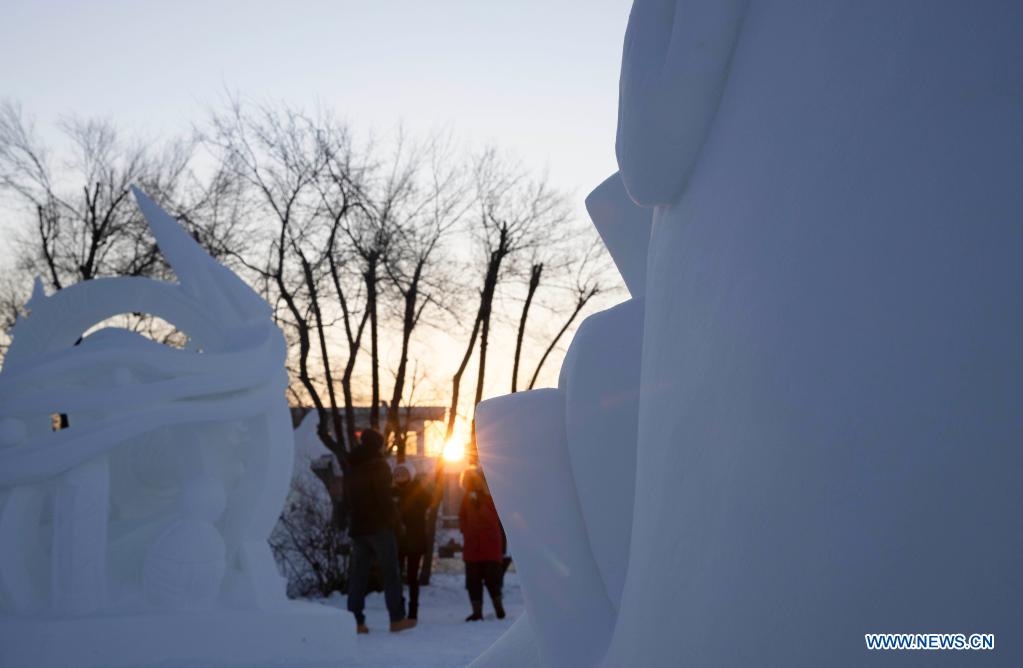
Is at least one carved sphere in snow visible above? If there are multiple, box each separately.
[143,519,226,611]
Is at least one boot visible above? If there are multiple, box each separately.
[465,599,484,622]
[390,618,417,633]
[492,595,506,620]
[356,622,369,634]
[408,599,418,620]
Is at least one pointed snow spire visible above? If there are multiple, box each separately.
[27,276,47,309]
[130,186,268,323]
[585,173,652,299]
[9,277,46,343]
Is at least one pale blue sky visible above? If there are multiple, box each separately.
[0,0,635,400]
[1,0,632,213]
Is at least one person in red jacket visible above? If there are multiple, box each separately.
[458,467,506,621]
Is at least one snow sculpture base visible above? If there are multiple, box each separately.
[0,604,354,668]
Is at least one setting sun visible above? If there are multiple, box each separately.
[441,436,466,463]
[429,417,470,463]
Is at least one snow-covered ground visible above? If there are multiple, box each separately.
[141,568,520,668]
[316,570,522,668]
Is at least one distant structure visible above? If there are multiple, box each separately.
[290,404,446,456]
[292,404,465,525]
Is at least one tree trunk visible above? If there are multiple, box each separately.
[275,271,339,457]
[447,250,502,441]
[386,267,421,461]
[467,253,504,464]
[327,250,369,452]
[366,254,381,430]
[36,205,63,290]
[300,253,345,454]
[469,298,492,465]
[340,378,358,451]
[446,313,481,440]
[511,263,543,392]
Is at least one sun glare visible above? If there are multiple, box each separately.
[442,437,466,463]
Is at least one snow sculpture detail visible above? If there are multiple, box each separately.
[476,1,1023,666]
[0,189,353,666]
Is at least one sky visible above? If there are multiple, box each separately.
[1,0,631,206]
[0,0,635,432]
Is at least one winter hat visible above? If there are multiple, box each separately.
[360,428,384,451]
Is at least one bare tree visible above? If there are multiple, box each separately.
[444,150,572,462]
[0,274,26,359]
[340,180,395,432]
[510,261,544,392]
[204,99,350,461]
[526,238,611,390]
[317,127,373,451]
[382,137,470,458]
[0,100,249,362]
[270,476,350,598]
[388,359,430,458]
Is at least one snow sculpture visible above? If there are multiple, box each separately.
[477,1,1023,666]
[0,189,354,666]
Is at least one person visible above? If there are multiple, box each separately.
[345,429,415,634]
[458,467,505,621]
[392,464,431,620]
[498,520,512,590]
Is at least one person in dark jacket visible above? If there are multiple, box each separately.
[392,464,431,620]
[345,429,415,634]
[498,519,512,589]
[459,467,505,621]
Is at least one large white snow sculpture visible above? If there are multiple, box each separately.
[0,189,354,666]
[477,1,1023,666]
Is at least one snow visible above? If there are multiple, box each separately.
[0,191,351,666]
[475,391,616,667]
[558,298,643,608]
[609,2,1023,666]
[584,173,651,298]
[615,0,747,206]
[478,1,1023,666]
[318,572,525,668]
[120,572,524,668]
